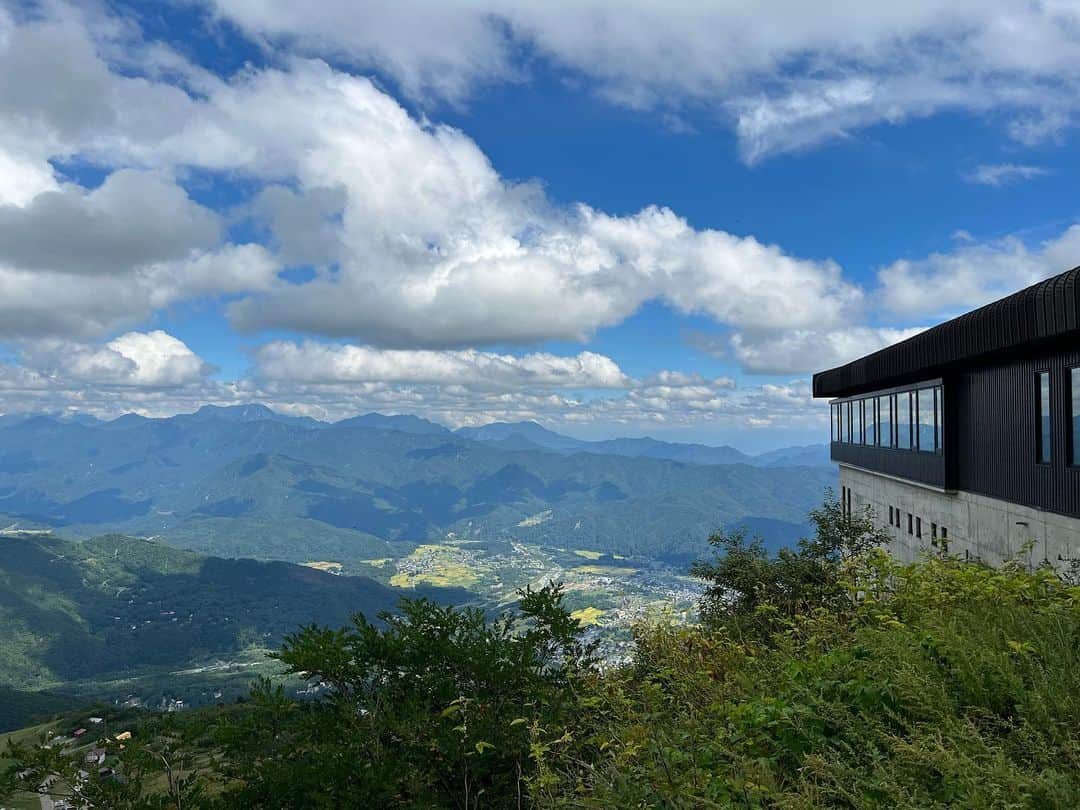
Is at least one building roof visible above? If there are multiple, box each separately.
[813,265,1080,398]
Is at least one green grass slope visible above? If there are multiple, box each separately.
[0,532,469,690]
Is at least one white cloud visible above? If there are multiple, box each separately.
[102,59,856,347]
[0,7,861,349]
[20,331,210,387]
[254,342,630,389]
[0,243,278,340]
[0,169,220,274]
[877,223,1080,318]
[204,0,1080,161]
[726,327,926,374]
[0,347,826,435]
[963,163,1049,187]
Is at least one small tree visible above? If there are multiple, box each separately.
[692,493,888,640]
[213,581,595,808]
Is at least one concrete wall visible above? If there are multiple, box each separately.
[840,464,1080,571]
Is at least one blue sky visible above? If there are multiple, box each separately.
[2,1,1080,451]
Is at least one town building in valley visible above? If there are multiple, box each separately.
[814,266,1080,568]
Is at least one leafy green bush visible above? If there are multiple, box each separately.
[7,499,1080,808]
[691,494,887,641]
[536,550,1080,808]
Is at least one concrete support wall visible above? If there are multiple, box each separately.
[840,464,1080,570]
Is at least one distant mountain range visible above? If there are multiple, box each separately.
[9,406,830,467]
[0,406,835,560]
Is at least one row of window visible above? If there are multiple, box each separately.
[1037,366,1080,467]
[887,504,948,544]
[831,384,943,454]
[840,485,949,545]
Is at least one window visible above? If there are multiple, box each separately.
[1071,368,1079,467]
[855,400,865,444]
[907,513,913,535]
[896,392,912,450]
[916,388,935,452]
[934,386,944,454]
[880,395,893,447]
[866,397,878,446]
[932,523,938,540]
[916,517,922,539]
[1037,371,1051,465]
[843,401,851,443]
[941,527,948,541]
[888,505,894,525]
[831,403,838,442]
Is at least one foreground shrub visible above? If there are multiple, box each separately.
[8,501,1080,808]
[533,552,1080,808]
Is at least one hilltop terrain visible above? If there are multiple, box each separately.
[0,531,466,725]
[0,407,834,562]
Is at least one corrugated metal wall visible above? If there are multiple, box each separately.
[831,442,946,488]
[955,346,1080,519]
[814,267,1080,398]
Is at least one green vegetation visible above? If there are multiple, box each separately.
[0,532,467,698]
[0,412,831,561]
[8,499,1080,807]
[0,686,84,733]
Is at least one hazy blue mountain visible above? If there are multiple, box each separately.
[182,404,325,429]
[337,412,450,435]
[588,437,751,465]
[456,421,586,451]
[752,444,831,467]
[0,409,835,561]
[457,421,752,465]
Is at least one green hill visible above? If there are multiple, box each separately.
[0,532,468,693]
[0,411,835,562]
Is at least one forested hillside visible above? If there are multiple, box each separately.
[7,505,1080,808]
[0,408,835,561]
[0,532,466,693]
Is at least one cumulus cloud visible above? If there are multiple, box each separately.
[726,327,926,375]
[20,331,211,387]
[204,0,1080,162]
[0,170,220,274]
[94,59,854,347]
[0,347,824,435]
[0,243,278,340]
[254,342,630,389]
[963,163,1049,187]
[877,224,1080,318]
[4,1,1076,439]
[0,11,860,348]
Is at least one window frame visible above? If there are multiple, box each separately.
[896,390,912,451]
[916,387,935,454]
[880,394,894,448]
[1036,370,1052,466]
[866,396,878,447]
[1069,367,1079,468]
[934,385,944,454]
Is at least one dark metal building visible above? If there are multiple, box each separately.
[813,266,1080,564]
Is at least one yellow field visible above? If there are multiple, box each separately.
[389,545,481,589]
[358,558,392,567]
[301,561,343,573]
[572,549,603,560]
[517,510,552,527]
[570,606,605,626]
[573,565,638,576]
